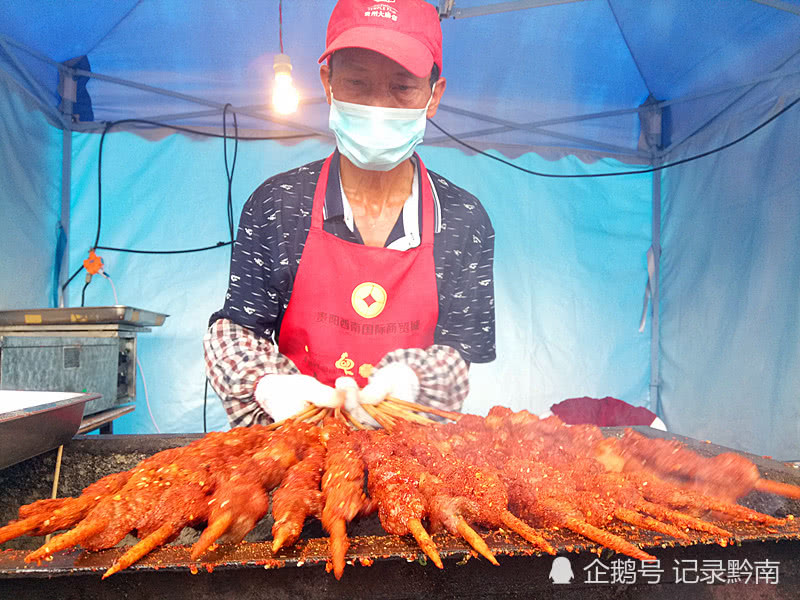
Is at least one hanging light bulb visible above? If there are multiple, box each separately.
[273,53,299,115]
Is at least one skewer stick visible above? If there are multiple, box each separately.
[369,405,395,429]
[340,409,366,430]
[700,497,784,526]
[563,516,656,561]
[639,502,732,538]
[328,518,349,580]
[376,401,438,425]
[375,405,399,429]
[272,528,292,554]
[363,404,395,430]
[26,518,107,563]
[385,396,463,421]
[45,445,64,544]
[306,407,329,425]
[755,478,800,500]
[103,522,176,578]
[406,518,443,569]
[614,507,690,541]
[499,510,556,554]
[191,511,233,559]
[266,404,319,430]
[455,517,499,565]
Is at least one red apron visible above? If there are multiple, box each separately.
[277,153,439,387]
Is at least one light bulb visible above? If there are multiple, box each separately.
[273,53,299,115]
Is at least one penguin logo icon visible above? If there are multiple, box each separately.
[549,556,574,584]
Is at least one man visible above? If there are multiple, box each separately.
[204,0,495,427]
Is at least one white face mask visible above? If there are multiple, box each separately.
[328,85,435,171]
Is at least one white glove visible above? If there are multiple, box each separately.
[255,374,339,422]
[360,363,420,405]
[336,377,380,428]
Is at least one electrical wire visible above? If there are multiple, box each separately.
[223,104,239,246]
[58,116,312,295]
[80,278,90,307]
[94,121,110,249]
[203,378,209,434]
[61,265,84,293]
[98,269,160,433]
[220,104,239,431]
[93,117,313,141]
[427,95,800,178]
[279,0,284,54]
[97,119,311,249]
[97,113,242,432]
[95,241,232,255]
[99,271,119,304]
[94,118,310,251]
[136,355,162,434]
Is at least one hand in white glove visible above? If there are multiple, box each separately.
[335,377,380,428]
[360,362,420,406]
[255,374,339,423]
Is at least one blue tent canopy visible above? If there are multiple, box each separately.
[1,1,799,458]
[4,0,799,153]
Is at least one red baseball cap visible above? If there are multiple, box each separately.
[319,0,443,78]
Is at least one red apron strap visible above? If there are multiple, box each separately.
[313,152,435,243]
[310,153,336,231]
[416,155,435,246]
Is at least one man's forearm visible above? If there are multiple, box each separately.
[203,318,299,427]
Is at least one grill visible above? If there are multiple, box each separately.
[1,428,798,599]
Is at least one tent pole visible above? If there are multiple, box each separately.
[114,98,328,126]
[431,68,800,148]
[0,37,68,129]
[57,69,75,308]
[749,0,800,16]
[2,32,797,147]
[437,104,649,157]
[58,128,72,308]
[649,159,662,419]
[70,68,330,138]
[441,0,588,19]
[638,96,663,420]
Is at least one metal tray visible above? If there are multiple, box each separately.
[0,391,101,470]
[0,306,168,327]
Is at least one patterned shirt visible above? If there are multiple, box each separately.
[205,152,495,427]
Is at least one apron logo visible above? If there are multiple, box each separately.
[358,363,374,379]
[351,282,388,319]
[335,352,355,376]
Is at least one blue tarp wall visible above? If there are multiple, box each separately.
[1,0,798,458]
[64,133,652,437]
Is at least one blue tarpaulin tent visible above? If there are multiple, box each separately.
[2,0,799,458]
